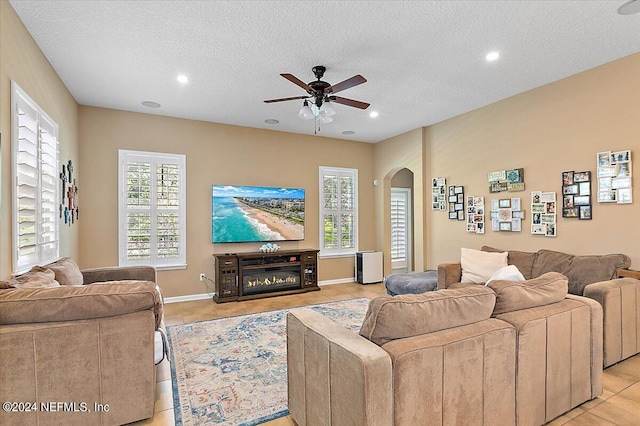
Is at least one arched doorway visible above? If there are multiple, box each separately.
[390,168,414,273]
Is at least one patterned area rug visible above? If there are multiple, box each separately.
[167,297,370,425]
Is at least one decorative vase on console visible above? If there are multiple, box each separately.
[260,243,280,253]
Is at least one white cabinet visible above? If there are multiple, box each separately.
[356,251,383,284]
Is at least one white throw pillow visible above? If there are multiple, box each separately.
[485,265,526,286]
[460,248,508,284]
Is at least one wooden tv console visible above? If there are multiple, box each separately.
[212,249,320,303]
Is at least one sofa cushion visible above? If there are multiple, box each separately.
[482,246,538,279]
[47,257,84,285]
[532,250,630,295]
[461,247,508,284]
[359,286,496,346]
[0,266,60,289]
[0,281,163,328]
[488,272,568,315]
[486,265,525,285]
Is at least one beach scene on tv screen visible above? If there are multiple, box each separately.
[212,185,305,243]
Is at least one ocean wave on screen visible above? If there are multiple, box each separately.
[247,216,284,240]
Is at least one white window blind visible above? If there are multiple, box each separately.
[118,150,186,269]
[11,82,59,274]
[319,167,358,256]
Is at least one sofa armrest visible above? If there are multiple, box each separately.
[583,277,640,367]
[617,269,640,280]
[82,265,156,285]
[0,281,162,328]
[565,294,604,396]
[287,308,392,426]
[437,261,462,289]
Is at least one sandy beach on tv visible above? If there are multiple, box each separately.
[238,203,304,241]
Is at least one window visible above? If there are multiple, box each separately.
[319,166,358,257]
[391,188,412,272]
[11,82,59,274]
[118,150,186,269]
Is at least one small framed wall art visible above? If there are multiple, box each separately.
[531,191,556,237]
[490,197,524,232]
[466,196,485,234]
[488,168,525,193]
[562,170,591,219]
[448,185,465,220]
[431,177,447,210]
[596,150,632,204]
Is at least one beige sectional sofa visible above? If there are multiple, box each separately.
[438,246,638,367]
[287,275,603,426]
[0,258,165,426]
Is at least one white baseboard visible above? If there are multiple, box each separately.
[318,277,356,286]
[164,293,213,304]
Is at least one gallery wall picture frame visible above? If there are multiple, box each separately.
[466,195,485,234]
[531,191,556,237]
[448,185,465,220]
[579,205,592,220]
[432,177,447,210]
[561,170,592,219]
[491,197,524,232]
[488,168,525,193]
[597,150,633,204]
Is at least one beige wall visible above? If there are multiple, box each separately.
[424,53,640,269]
[78,107,375,297]
[373,128,426,274]
[0,2,80,279]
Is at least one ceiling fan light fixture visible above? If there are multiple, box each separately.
[298,101,314,119]
[618,0,640,14]
[322,102,336,116]
[318,114,333,123]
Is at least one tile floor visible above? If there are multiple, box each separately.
[133,282,640,426]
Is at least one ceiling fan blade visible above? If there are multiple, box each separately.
[326,75,367,94]
[331,96,370,110]
[281,73,313,92]
[263,95,309,103]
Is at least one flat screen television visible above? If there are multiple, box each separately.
[212,184,305,243]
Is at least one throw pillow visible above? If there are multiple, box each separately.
[461,247,508,284]
[485,265,525,285]
[47,257,84,286]
[359,286,496,346]
[0,266,60,289]
[488,271,568,315]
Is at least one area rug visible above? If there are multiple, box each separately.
[167,297,370,425]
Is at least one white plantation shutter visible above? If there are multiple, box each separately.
[118,150,186,269]
[319,167,358,256]
[390,193,407,263]
[11,82,59,274]
[391,188,411,271]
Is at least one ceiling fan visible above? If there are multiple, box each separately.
[263,66,370,115]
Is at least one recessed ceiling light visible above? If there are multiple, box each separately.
[342,130,355,135]
[264,119,279,124]
[486,51,500,62]
[369,111,379,118]
[141,101,161,108]
[618,0,640,14]
[177,74,189,84]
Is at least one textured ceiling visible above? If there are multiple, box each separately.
[8,0,640,143]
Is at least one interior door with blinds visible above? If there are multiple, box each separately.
[390,188,412,273]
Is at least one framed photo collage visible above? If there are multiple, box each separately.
[562,171,592,220]
[597,150,632,204]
